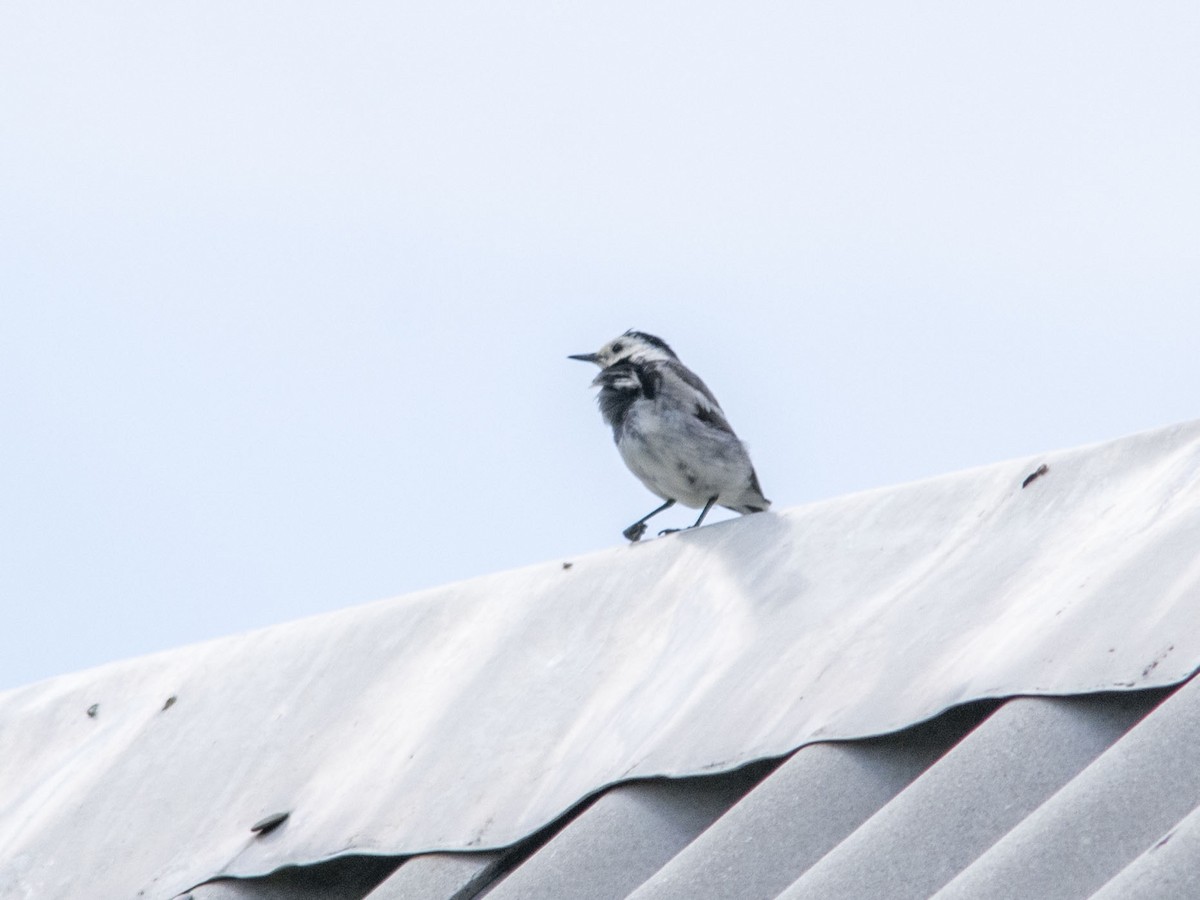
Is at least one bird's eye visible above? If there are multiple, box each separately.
[612,342,624,353]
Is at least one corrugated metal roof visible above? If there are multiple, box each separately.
[4,419,1200,899]
[174,679,1200,899]
[176,680,1200,899]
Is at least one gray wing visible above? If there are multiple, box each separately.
[655,359,737,435]
[660,359,722,408]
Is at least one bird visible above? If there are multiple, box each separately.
[569,330,770,541]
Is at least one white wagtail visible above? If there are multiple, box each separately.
[570,330,770,541]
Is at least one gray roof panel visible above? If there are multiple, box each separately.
[778,691,1163,899]
[629,703,990,900]
[483,764,772,900]
[1091,801,1200,900]
[367,852,502,900]
[935,672,1200,899]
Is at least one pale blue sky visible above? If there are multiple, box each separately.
[2,2,1198,689]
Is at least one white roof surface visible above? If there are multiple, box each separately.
[4,419,1200,900]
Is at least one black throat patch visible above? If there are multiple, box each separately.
[596,360,661,439]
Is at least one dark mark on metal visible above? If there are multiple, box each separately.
[1022,464,1049,489]
[251,811,290,835]
[162,695,177,711]
[562,562,573,570]
[86,704,99,718]
[1142,644,1175,678]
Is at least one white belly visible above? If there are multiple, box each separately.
[616,404,755,509]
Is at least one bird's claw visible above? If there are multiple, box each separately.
[658,528,681,536]
[623,522,648,542]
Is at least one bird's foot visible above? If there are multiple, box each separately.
[657,528,681,537]
[623,522,648,542]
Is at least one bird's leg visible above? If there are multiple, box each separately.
[623,499,675,542]
[692,495,719,528]
[659,495,719,537]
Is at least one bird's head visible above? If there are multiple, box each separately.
[568,330,678,369]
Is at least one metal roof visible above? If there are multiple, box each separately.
[180,678,1200,899]
[4,418,1200,899]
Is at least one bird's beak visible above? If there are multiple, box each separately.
[568,352,601,365]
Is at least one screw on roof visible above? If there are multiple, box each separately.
[1022,464,1049,489]
[250,811,290,836]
